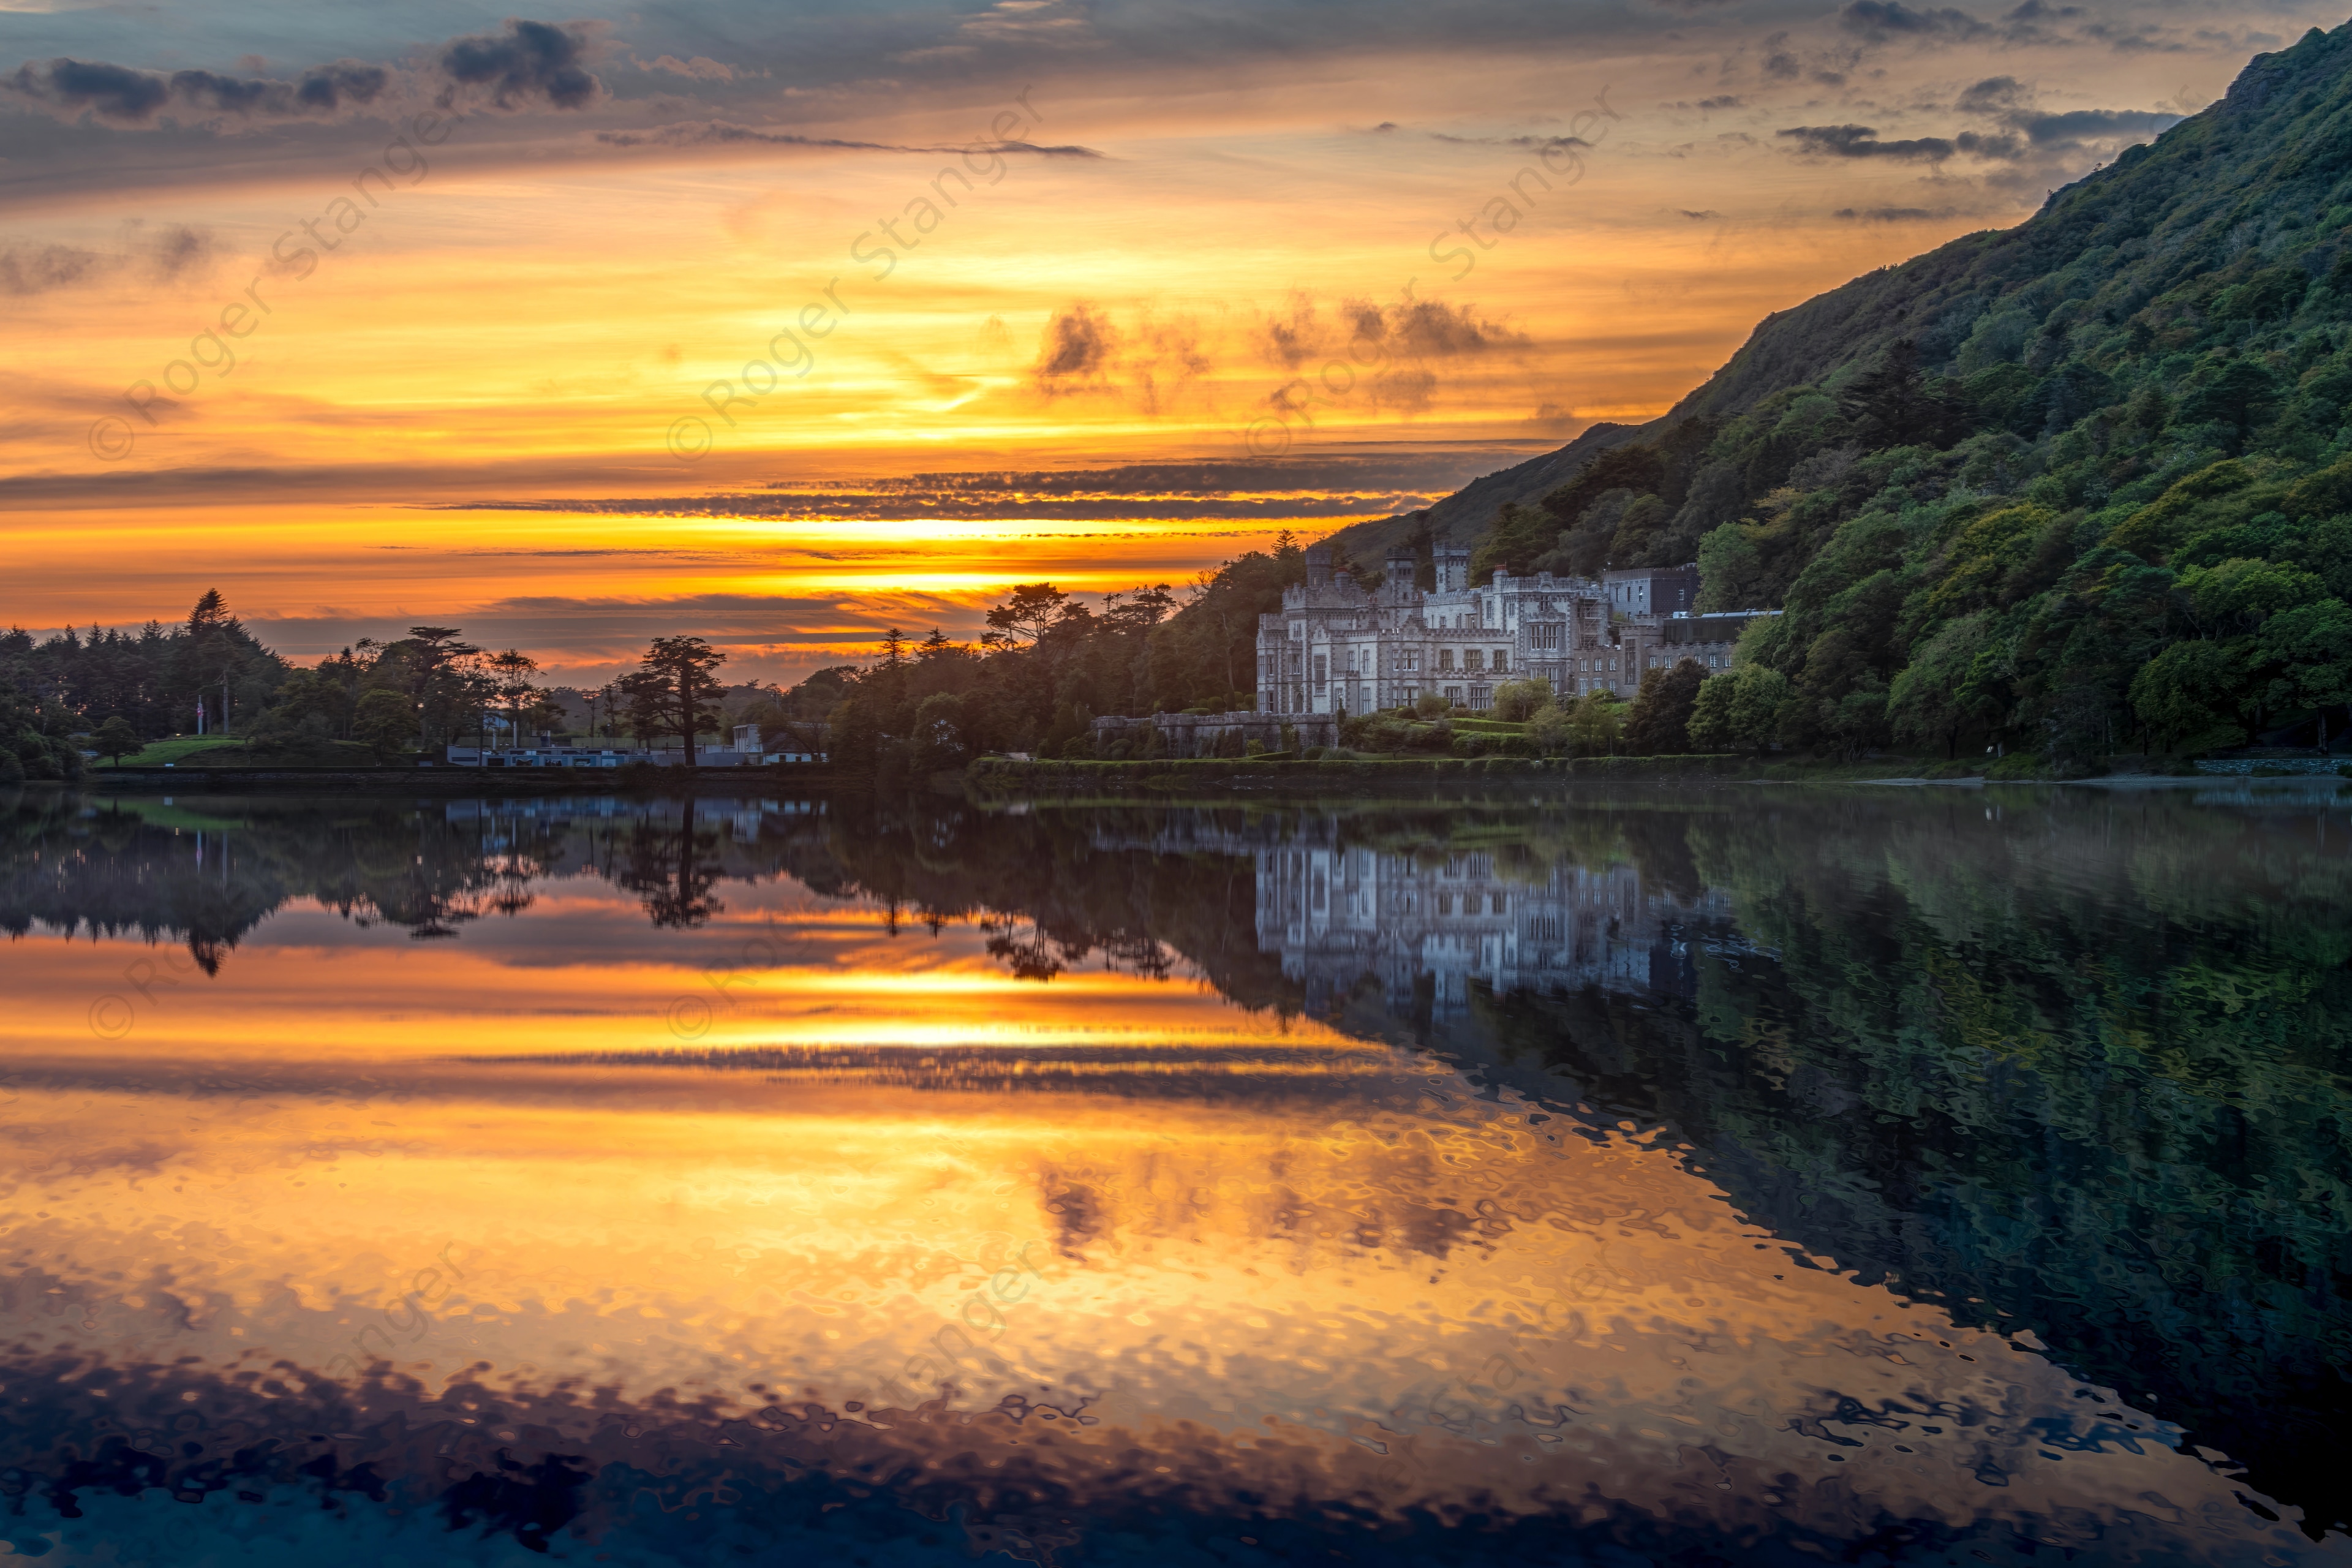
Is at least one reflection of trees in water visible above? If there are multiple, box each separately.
[11,786,2348,1530]
[1445,793,2352,1541]
[978,916,1174,983]
[979,916,1066,981]
[0,793,280,976]
[819,801,1249,995]
[828,790,2352,1539]
[615,819,727,930]
[0,794,831,970]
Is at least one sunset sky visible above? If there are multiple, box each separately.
[1,0,2320,682]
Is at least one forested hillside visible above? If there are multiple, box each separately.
[1330,21,2352,766]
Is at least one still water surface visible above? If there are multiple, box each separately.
[0,784,2346,1565]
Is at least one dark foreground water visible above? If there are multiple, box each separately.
[0,782,2346,1566]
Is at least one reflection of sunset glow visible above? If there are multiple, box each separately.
[0,1054,2282,1550]
[10,882,1357,1059]
[0,791,2335,1560]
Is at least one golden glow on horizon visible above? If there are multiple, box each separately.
[0,502,1335,677]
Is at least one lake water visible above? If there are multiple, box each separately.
[1,783,2346,1566]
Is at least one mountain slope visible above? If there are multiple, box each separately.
[1332,20,2352,766]
[1324,420,1647,565]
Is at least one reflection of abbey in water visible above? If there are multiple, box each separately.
[1259,842,1732,1014]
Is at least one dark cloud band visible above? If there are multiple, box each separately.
[0,18,606,131]
[1,57,389,126]
[594,121,1101,157]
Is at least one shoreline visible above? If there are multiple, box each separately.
[44,756,2351,798]
[78,764,850,796]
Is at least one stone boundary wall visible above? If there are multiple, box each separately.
[1088,713,1338,758]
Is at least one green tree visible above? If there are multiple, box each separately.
[93,715,138,766]
[2129,640,2245,752]
[981,584,1070,649]
[394,627,483,748]
[1564,692,1624,755]
[1687,664,1793,753]
[1918,505,2056,625]
[2182,557,2327,635]
[352,688,417,762]
[1888,612,1994,758]
[1470,502,1559,581]
[913,692,970,772]
[1526,701,1569,754]
[826,693,883,773]
[622,636,726,769]
[1624,658,1707,753]
[2179,358,2282,451]
[1696,522,1766,612]
[1837,337,1964,450]
[185,589,240,736]
[486,648,541,751]
[2251,598,2352,715]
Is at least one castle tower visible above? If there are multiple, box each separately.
[1384,546,1419,602]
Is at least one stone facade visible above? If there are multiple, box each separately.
[1255,544,1771,715]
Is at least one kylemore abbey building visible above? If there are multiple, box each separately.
[1256,543,1770,717]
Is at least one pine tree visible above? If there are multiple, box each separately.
[1837,339,1965,451]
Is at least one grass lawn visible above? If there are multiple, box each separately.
[111,734,251,767]
[102,799,251,832]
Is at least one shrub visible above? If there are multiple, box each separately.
[1564,693,1624,755]
[1490,677,1554,722]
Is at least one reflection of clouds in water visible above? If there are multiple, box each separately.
[0,1069,2294,1562]
[0,788,2345,1557]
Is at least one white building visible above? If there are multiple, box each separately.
[1256,544,1766,715]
